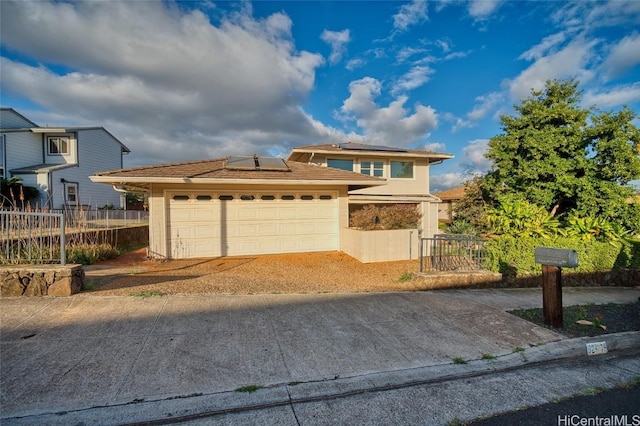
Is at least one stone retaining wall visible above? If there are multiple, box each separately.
[416,268,640,290]
[0,265,84,297]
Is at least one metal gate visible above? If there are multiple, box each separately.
[419,234,486,272]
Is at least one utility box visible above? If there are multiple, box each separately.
[534,247,578,268]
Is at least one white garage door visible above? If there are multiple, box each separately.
[166,191,339,258]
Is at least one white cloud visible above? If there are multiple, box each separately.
[320,29,351,65]
[519,32,568,61]
[461,139,491,172]
[396,47,428,63]
[553,0,640,31]
[467,0,502,20]
[430,173,467,192]
[506,38,597,101]
[0,0,344,167]
[583,83,640,108]
[424,142,446,152]
[340,77,438,146]
[393,0,428,32]
[467,92,504,121]
[345,58,366,71]
[392,66,435,95]
[599,32,640,80]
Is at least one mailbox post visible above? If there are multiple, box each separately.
[534,247,579,328]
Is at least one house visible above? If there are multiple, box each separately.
[0,108,130,209]
[287,142,453,236]
[434,185,466,223]
[90,141,454,261]
[90,155,386,259]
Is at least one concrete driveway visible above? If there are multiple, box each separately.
[2,287,638,425]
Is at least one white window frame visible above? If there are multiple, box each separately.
[47,136,70,155]
[360,160,384,177]
[65,182,79,205]
[390,161,414,179]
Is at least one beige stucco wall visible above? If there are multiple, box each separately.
[341,228,420,263]
[309,154,431,196]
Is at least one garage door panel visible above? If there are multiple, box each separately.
[167,192,339,258]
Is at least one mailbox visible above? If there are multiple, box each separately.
[534,247,578,268]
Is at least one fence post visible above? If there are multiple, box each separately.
[60,214,66,266]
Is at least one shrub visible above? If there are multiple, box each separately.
[484,235,636,276]
[66,243,120,265]
[445,218,480,235]
[350,204,421,230]
[378,204,422,229]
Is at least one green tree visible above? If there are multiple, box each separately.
[483,78,640,230]
[452,176,490,232]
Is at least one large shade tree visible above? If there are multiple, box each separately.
[483,78,640,230]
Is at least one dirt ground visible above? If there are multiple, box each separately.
[83,248,422,296]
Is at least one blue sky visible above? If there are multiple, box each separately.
[1,0,639,191]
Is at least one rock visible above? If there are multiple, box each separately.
[24,274,47,296]
[1,274,24,296]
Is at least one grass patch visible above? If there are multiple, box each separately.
[397,271,413,283]
[508,302,639,337]
[481,353,497,360]
[129,290,166,298]
[512,347,525,353]
[452,357,467,365]
[235,385,264,393]
[82,279,96,292]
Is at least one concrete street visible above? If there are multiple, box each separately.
[1,287,639,425]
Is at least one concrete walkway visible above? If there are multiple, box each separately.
[1,288,639,425]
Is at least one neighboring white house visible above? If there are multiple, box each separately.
[0,108,130,209]
[90,155,385,259]
[286,142,453,237]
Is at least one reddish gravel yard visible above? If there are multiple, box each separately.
[83,248,421,296]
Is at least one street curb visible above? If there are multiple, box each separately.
[4,331,639,426]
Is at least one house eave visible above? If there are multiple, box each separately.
[90,176,387,187]
[286,148,454,162]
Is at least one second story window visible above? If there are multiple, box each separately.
[390,161,414,179]
[360,161,384,177]
[48,136,69,155]
[327,159,354,172]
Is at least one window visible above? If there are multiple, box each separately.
[281,195,295,200]
[390,161,414,179]
[300,195,314,200]
[327,159,354,172]
[219,195,234,200]
[65,182,79,205]
[261,195,275,200]
[319,195,333,200]
[48,136,70,155]
[196,195,212,201]
[240,195,255,201]
[172,195,190,201]
[360,161,384,177]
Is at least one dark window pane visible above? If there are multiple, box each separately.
[327,159,354,171]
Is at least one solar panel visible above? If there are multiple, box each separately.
[226,155,290,171]
[227,156,258,170]
[258,157,290,171]
[337,143,408,153]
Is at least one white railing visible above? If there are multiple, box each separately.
[1,211,66,265]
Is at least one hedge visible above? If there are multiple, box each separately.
[484,235,640,276]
